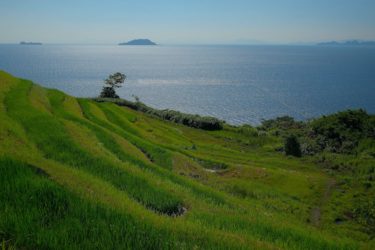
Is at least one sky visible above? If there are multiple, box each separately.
[1,0,375,44]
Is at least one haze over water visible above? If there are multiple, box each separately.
[0,44,374,125]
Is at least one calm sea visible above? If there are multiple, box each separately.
[0,44,374,125]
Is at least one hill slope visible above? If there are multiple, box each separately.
[0,71,373,249]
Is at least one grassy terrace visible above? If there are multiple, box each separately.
[0,70,374,249]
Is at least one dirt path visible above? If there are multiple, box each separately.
[310,178,336,227]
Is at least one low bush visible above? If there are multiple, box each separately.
[284,135,302,157]
[353,198,375,236]
[310,109,374,154]
[260,116,304,131]
[99,86,119,98]
[261,109,375,155]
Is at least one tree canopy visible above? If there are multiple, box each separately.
[99,72,126,98]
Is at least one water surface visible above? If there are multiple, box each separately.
[0,44,374,124]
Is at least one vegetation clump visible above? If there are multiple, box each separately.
[309,109,374,154]
[260,116,304,131]
[353,198,375,235]
[260,109,375,156]
[284,135,302,157]
[94,97,224,130]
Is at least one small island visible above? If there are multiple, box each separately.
[119,39,157,46]
[20,41,42,45]
[318,40,375,46]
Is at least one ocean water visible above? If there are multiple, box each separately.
[0,44,374,125]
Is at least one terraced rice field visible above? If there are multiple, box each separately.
[0,71,373,249]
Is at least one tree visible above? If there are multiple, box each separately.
[285,134,302,157]
[99,72,126,98]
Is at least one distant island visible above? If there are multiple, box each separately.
[20,41,42,45]
[318,40,375,46]
[119,39,157,46]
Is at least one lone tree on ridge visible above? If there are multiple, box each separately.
[99,72,126,98]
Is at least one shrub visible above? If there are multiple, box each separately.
[261,116,303,131]
[285,135,302,157]
[93,98,224,131]
[238,125,258,137]
[310,109,374,154]
[353,198,375,235]
[99,86,119,98]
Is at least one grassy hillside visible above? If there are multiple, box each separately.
[0,71,374,249]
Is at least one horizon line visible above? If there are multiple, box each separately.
[1,39,374,46]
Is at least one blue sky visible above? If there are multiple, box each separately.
[1,0,375,44]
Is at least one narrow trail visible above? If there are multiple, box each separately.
[310,178,336,227]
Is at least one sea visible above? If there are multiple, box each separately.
[0,44,374,125]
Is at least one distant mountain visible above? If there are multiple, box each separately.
[20,41,42,45]
[318,40,375,46]
[119,39,157,46]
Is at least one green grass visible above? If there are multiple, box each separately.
[0,70,374,249]
[4,81,183,215]
[0,158,245,249]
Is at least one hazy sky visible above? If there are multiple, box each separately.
[1,0,375,44]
